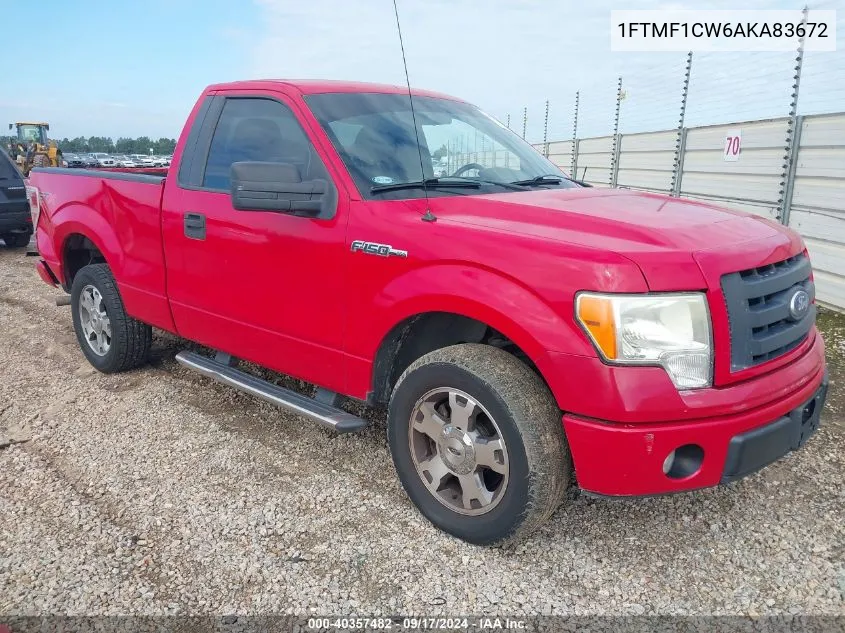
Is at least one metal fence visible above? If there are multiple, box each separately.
[478,3,845,311]
[527,112,845,311]
[504,2,844,147]
[445,102,845,311]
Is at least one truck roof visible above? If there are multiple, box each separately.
[204,79,464,101]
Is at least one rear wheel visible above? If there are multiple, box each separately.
[70,264,152,373]
[1,233,31,248]
[388,344,570,546]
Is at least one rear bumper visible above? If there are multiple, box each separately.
[0,208,31,233]
[563,347,827,496]
[35,259,59,287]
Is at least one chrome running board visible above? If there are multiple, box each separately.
[175,350,368,433]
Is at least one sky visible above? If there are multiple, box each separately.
[2,0,842,143]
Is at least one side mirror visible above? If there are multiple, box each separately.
[230,161,332,217]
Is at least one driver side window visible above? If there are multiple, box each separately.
[202,97,329,190]
[421,118,522,178]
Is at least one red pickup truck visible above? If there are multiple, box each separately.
[28,80,828,545]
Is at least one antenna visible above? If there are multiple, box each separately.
[392,0,436,223]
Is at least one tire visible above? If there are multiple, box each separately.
[388,344,570,546]
[1,232,30,248]
[70,263,152,373]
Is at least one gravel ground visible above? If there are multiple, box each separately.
[0,242,843,617]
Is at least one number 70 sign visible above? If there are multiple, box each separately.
[724,129,741,162]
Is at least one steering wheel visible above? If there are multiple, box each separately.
[451,162,486,177]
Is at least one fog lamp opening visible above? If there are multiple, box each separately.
[662,444,704,479]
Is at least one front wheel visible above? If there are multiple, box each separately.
[70,263,152,373]
[388,344,570,546]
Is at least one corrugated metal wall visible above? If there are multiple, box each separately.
[679,118,789,221]
[572,135,614,187]
[532,112,845,311]
[616,130,677,194]
[545,140,575,177]
[788,113,845,310]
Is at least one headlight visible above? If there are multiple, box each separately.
[575,292,712,389]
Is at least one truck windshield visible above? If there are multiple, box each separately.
[304,92,576,199]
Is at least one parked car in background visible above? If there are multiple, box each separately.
[91,153,116,167]
[0,148,32,247]
[63,153,86,168]
[82,154,99,168]
[153,156,170,167]
[132,155,156,167]
[113,155,137,168]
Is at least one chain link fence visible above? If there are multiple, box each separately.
[511,1,845,309]
[512,1,843,176]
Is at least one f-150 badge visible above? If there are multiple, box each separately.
[350,240,408,258]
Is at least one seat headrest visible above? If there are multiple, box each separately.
[348,123,432,182]
[229,118,283,160]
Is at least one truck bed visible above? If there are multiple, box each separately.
[29,167,174,332]
[35,166,166,185]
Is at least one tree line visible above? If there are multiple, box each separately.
[58,136,178,155]
[1,135,177,155]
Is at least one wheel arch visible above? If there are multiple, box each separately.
[53,206,123,289]
[370,308,559,407]
[362,264,590,409]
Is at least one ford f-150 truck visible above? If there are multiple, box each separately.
[28,80,828,546]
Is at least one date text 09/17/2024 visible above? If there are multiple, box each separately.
[306,617,527,630]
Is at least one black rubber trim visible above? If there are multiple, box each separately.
[186,95,225,188]
[177,95,215,187]
[40,259,60,285]
[31,167,165,185]
[721,371,828,483]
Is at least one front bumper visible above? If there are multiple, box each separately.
[563,359,828,497]
[721,374,827,483]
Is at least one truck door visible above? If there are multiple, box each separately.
[161,92,350,394]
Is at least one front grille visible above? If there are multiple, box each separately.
[721,253,815,371]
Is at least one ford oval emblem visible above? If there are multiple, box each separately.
[788,288,810,321]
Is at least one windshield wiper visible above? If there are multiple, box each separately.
[450,177,530,191]
[371,178,481,193]
[509,174,570,187]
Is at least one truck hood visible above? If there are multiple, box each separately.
[435,187,790,291]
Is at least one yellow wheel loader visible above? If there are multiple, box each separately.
[7,122,62,176]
